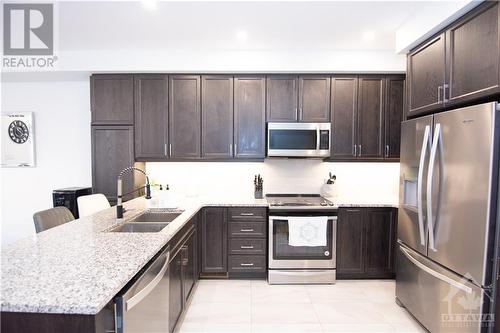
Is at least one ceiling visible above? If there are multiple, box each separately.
[58,1,459,52]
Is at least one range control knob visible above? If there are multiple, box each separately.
[324,251,330,256]
[320,201,327,206]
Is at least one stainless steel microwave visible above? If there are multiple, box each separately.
[267,123,331,157]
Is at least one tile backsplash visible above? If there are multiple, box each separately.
[146,159,400,205]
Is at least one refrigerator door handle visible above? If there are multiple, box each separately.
[417,125,431,246]
[427,123,441,251]
[400,246,472,294]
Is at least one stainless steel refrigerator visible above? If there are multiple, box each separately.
[396,102,500,333]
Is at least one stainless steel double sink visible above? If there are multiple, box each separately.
[107,210,183,233]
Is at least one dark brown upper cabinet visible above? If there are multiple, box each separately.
[330,75,400,161]
[234,76,266,159]
[266,75,298,122]
[169,75,201,159]
[267,75,331,122]
[91,126,144,204]
[407,33,446,117]
[134,75,169,160]
[91,75,134,125]
[384,76,405,159]
[331,76,358,159]
[298,76,331,122]
[447,1,500,105]
[357,76,385,159]
[407,1,499,117]
[201,76,234,159]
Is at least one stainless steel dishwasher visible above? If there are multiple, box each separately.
[114,245,170,333]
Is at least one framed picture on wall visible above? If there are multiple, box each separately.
[1,112,36,167]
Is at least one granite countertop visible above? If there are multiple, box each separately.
[0,195,396,315]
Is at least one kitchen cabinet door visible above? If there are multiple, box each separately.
[384,75,405,160]
[169,249,183,333]
[91,126,144,204]
[357,76,385,159]
[336,208,365,278]
[234,76,266,159]
[446,1,500,106]
[91,75,134,125]
[169,75,201,159]
[298,76,331,122]
[407,33,446,117]
[266,75,298,122]
[330,77,358,159]
[182,229,197,303]
[201,208,228,274]
[134,75,168,160]
[201,76,234,159]
[364,208,396,277]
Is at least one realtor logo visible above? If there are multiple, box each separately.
[3,3,53,56]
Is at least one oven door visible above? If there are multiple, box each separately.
[267,123,330,157]
[269,215,336,269]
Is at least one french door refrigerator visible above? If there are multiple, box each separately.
[396,102,500,333]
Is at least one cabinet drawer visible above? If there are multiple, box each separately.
[229,239,266,255]
[229,222,266,238]
[228,255,266,272]
[228,207,267,221]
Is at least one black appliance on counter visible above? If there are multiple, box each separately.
[52,187,92,219]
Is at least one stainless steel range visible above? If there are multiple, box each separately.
[266,194,338,284]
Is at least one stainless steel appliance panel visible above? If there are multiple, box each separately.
[268,269,335,284]
[396,243,485,333]
[268,215,336,269]
[115,246,170,333]
[398,115,433,256]
[427,103,496,286]
[267,122,331,157]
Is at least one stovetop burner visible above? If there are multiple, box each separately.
[266,194,335,209]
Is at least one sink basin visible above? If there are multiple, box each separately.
[129,211,183,223]
[108,223,168,233]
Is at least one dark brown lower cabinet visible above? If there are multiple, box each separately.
[201,207,228,275]
[337,207,397,279]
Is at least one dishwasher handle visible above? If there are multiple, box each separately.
[125,247,170,311]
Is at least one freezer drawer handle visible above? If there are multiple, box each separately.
[417,125,431,246]
[126,250,170,311]
[400,246,472,294]
[427,123,442,251]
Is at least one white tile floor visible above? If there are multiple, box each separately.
[176,280,427,333]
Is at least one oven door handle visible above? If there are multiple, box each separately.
[269,216,337,221]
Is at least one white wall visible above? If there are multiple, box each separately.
[1,76,92,245]
[146,160,400,205]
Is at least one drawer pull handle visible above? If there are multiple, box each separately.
[240,246,254,249]
[240,213,254,216]
[240,263,254,267]
[241,229,254,232]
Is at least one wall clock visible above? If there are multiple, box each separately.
[1,113,36,167]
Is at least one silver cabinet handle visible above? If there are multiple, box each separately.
[316,126,320,150]
[169,144,172,157]
[240,263,254,267]
[234,143,237,156]
[299,108,303,120]
[437,85,443,103]
[385,145,389,157]
[353,144,357,157]
[295,108,298,120]
[240,245,254,249]
[126,250,170,310]
[240,213,254,216]
[358,145,362,157]
[164,144,168,156]
[400,246,472,293]
[240,229,254,232]
[417,125,431,246]
[427,123,442,251]
[229,143,233,156]
[443,83,449,103]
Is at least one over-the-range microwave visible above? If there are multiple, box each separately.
[267,122,331,158]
